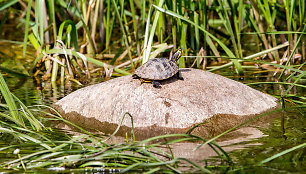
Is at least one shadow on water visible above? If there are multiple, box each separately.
[0,42,305,173]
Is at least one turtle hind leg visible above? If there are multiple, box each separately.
[176,71,184,80]
[152,80,161,88]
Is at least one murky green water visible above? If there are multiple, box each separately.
[0,42,305,173]
[208,110,306,173]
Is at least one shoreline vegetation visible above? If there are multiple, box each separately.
[0,0,305,172]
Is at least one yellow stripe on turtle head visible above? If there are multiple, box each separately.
[170,48,183,62]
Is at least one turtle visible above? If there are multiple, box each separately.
[132,48,184,88]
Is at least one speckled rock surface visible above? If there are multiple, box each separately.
[53,68,278,138]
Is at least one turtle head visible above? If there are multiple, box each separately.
[170,48,183,62]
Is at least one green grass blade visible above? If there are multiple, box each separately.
[79,16,95,56]
[209,42,289,72]
[216,0,243,74]
[259,143,306,164]
[0,0,19,11]
[105,0,111,50]
[111,0,130,47]
[41,48,130,75]
[0,112,24,127]
[51,56,59,82]
[177,157,212,173]
[194,12,200,53]
[130,0,139,54]
[284,70,306,96]
[83,56,131,75]
[247,82,306,89]
[142,5,152,63]
[0,66,29,77]
[143,0,165,63]
[279,24,306,78]
[11,94,45,131]
[171,1,177,49]
[91,0,101,51]
[2,135,86,167]
[57,20,79,51]
[103,112,135,143]
[0,73,24,127]
[143,167,161,174]
[47,0,57,41]
[22,0,32,57]
[28,33,41,50]
[179,16,187,68]
[35,0,45,45]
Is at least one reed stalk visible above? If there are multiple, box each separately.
[130,0,140,55]
[22,0,32,57]
[143,0,165,63]
[171,0,177,50]
[47,0,56,42]
[179,14,187,68]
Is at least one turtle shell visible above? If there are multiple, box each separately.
[134,58,178,80]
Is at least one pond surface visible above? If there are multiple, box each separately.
[0,42,305,173]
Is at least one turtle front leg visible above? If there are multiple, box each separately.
[176,71,184,80]
[152,80,161,88]
[132,74,140,79]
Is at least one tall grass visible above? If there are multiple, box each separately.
[0,73,44,130]
[1,0,304,82]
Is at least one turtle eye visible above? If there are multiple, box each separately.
[178,48,183,53]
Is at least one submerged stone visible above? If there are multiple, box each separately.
[53,69,278,138]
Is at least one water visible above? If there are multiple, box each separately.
[0,42,305,173]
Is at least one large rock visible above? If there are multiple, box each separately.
[53,69,278,139]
